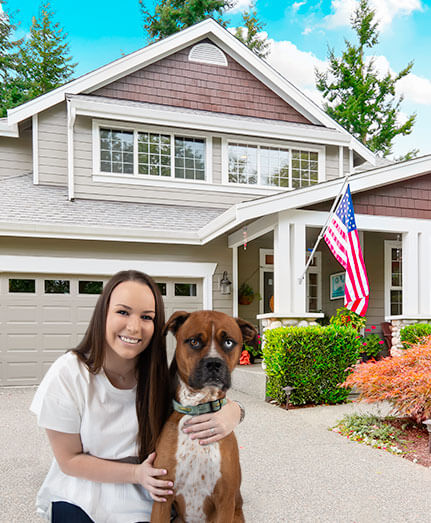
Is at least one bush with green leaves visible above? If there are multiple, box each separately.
[330,306,366,331]
[263,325,362,405]
[400,323,431,349]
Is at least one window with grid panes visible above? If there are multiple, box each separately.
[100,129,134,174]
[306,251,321,312]
[138,132,171,177]
[228,143,258,184]
[175,137,205,180]
[260,146,290,187]
[291,150,318,188]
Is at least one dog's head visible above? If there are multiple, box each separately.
[164,310,258,392]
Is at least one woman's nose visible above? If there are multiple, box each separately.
[126,315,139,333]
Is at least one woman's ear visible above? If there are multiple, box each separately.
[163,311,190,336]
[235,318,259,348]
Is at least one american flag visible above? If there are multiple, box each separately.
[324,184,369,316]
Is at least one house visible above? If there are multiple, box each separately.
[1,19,430,386]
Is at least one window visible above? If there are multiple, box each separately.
[98,125,207,181]
[45,280,70,294]
[157,282,167,296]
[227,142,320,189]
[9,279,35,293]
[175,137,205,180]
[79,281,103,295]
[385,241,402,316]
[100,129,133,174]
[175,283,197,297]
[306,252,322,312]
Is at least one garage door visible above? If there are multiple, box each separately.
[0,274,202,386]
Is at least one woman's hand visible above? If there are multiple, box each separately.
[182,400,241,445]
[134,452,174,502]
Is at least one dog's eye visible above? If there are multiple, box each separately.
[223,339,236,350]
[188,338,202,350]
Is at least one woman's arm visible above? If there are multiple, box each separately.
[46,429,174,502]
[181,399,244,445]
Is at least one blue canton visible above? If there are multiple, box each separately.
[336,185,357,233]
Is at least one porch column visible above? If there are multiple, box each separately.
[419,232,431,315]
[402,231,419,315]
[291,222,307,314]
[273,211,291,313]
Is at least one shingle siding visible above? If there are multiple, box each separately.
[93,42,312,124]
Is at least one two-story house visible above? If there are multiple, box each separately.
[1,19,431,386]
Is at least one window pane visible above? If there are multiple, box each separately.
[291,149,319,188]
[157,283,167,295]
[175,283,197,296]
[100,128,134,174]
[138,132,171,177]
[9,279,35,293]
[390,290,402,315]
[79,281,103,294]
[260,146,289,187]
[228,143,257,184]
[45,280,70,294]
[174,137,206,180]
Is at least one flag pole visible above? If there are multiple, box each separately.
[298,173,351,285]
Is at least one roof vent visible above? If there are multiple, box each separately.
[188,43,228,67]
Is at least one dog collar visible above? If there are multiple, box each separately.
[172,398,227,416]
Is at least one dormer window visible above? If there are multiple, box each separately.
[96,124,209,181]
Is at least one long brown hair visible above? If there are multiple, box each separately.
[73,270,170,461]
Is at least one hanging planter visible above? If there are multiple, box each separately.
[238,283,255,305]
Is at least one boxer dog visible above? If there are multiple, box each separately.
[151,310,258,523]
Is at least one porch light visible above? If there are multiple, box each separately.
[220,271,232,295]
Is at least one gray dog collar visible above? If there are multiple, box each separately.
[172,398,227,416]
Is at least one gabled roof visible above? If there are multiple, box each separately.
[2,18,376,164]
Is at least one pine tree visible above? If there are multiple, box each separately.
[234,3,270,59]
[315,0,416,157]
[20,1,76,98]
[0,1,25,116]
[140,0,234,42]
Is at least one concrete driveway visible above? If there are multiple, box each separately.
[2,387,431,522]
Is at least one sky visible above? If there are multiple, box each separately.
[4,0,431,159]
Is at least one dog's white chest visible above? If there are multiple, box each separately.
[175,417,221,523]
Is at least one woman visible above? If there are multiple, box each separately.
[31,270,243,522]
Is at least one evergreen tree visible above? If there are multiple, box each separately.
[0,1,24,116]
[234,3,270,59]
[20,1,76,98]
[140,0,234,42]
[315,0,415,157]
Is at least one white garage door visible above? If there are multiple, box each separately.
[0,274,202,386]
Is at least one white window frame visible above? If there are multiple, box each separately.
[384,240,403,316]
[306,251,322,313]
[221,136,325,189]
[92,119,213,184]
[258,249,322,314]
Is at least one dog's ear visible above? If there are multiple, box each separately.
[163,311,190,336]
[235,317,259,348]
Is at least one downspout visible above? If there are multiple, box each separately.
[32,114,39,184]
[67,98,76,201]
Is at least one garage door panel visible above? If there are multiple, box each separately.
[5,334,39,350]
[42,334,74,349]
[77,306,97,322]
[42,306,75,323]
[4,305,39,322]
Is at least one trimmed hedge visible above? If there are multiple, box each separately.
[400,323,431,349]
[263,325,362,405]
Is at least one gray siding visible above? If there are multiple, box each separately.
[38,103,68,186]
[0,122,32,178]
[0,235,233,315]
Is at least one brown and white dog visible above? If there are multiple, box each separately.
[151,310,258,523]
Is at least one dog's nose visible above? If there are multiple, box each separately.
[204,358,223,372]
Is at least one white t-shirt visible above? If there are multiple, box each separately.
[30,351,153,522]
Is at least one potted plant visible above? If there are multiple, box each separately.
[238,282,255,305]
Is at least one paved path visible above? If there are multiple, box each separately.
[1,387,431,522]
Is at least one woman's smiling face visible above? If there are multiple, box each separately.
[104,280,156,363]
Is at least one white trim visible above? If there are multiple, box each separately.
[349,148,354,173]
[259,248,274,316]
[232,246,238,318]
[228,215,276,248]
[338,145,343,178]
[4,19,376,163]
[0,119,19,137]
[32,114,39,185]
[385,314,431,321]
[0,255,217,309]
[67,100,76,201]
[402,231,419,315]
[384,240,402,317]
[257,312,323,319]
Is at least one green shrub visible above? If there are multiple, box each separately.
[263,325,362,405]
[329,306,366,331]
[400,323,431,349]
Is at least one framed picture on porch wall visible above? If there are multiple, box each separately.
[330,272,345,300]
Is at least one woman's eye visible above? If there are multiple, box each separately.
[117,310,128,316]
[141,315,153,321]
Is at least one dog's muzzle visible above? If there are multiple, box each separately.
[188,357,231,391]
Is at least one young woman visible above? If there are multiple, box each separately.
[31,270,243,522]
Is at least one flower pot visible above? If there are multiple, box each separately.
[239,294,254,305]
